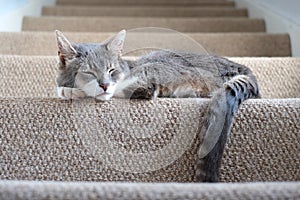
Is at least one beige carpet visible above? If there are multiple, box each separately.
[22,16,265,32]
[42,6,248,17]
[0,55,299,98]
[0,181,299,200]
[0,32,291,57]
[0,98,299,182]
[56,0,235,7]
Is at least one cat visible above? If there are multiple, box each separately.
[55,30,260,182]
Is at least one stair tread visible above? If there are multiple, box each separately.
[0,32,290,57]
[0,181,299,198]
[56,0,235,7]
[0,55,299,98]
[42,5,247,17]
[22,16,266,32]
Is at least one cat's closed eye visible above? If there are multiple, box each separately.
[108,68,115,74]
[108,68,119,77]
[84,71,97,78]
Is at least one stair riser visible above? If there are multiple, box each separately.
[0,56,298,98]
[22,17,266,32]
[42,6,247,17]
[56,0,235,7]
[0,97,298,182]
[0,32,290,57]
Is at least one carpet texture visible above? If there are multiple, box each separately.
[0,98,299,182]
[0,181,299,200]
[0,32,291,57]
[42,6,248,17]
[0,55,299,98]
[22,16,265,32]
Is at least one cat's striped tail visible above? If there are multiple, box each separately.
[196,74,260,182]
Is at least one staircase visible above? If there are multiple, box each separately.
[0,0,299,199]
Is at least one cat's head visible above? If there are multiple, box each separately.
[55,30,129,101]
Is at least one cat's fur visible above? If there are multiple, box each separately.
[55,30,260,182]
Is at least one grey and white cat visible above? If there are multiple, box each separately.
[55,30,260,182]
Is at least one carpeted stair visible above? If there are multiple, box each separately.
[0,55,299,98]
[56,0,236,7]
[42,6,248,17]
[0,0,299,199]
[0,32,291,56]
[22,16,265,32]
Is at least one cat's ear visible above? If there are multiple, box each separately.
[106,30,126,55]
[55,30,77,65]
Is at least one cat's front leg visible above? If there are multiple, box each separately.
[130,85,158,99]
[115,79,158,99]
[57,87,86,99]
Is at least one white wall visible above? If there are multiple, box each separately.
[0,0,56,32]
[233,0,300,56]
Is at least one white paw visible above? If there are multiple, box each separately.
[57,87,86,99]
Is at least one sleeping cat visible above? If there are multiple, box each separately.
[55,30,260,182]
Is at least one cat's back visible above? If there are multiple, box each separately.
[124,50,257,98]
[134,50,253,80]
[136,50,215,69]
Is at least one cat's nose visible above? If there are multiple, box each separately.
[99,83,109,92]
